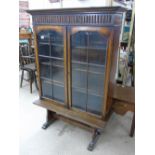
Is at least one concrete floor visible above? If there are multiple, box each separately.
[19,79,135,155]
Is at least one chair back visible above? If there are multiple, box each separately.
[19,43,35,67]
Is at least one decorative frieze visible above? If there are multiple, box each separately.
[32,14,122,26]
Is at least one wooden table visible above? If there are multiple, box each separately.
[112,84,135,137]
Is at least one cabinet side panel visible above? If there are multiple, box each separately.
[106,28,121,115]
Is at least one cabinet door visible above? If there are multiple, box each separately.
[35,26,67,105]
[68,27,113,116]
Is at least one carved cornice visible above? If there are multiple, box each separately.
[27,7,125,27]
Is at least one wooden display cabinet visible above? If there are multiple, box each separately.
[28,7,126,150]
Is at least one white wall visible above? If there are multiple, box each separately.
[28,0,110,10]
[28,0,61,9]
[62,0,107,8]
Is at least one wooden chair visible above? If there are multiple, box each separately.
[19,44,38,93]
[112,85,135,137]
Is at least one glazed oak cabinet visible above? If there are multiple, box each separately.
[28,7,126,150]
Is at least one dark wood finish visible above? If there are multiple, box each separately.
[106,29,120,114]
[64,28,68,107]
[112,84,135,104]
[102,30,114,118]
[27,7,126,14]
[27,7,125,27]
[67,26,72,109]
[112,84,135,115]
[55,115,94,132]
[34,99,105,129]
[112,101,134,115]
[34,30,42,97]
[42,110,56,129]
[28,7,126,150]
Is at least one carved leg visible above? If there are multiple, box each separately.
[87,129,102,151]
[42,110,56,129]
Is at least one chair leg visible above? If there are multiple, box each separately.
[29,71,33,93]
[20,70,24,88]
[33,71,38,90]
[130,113,135,137]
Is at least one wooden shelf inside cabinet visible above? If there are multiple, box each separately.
[40,62,64,68]
[38,42,50,45]
[72,46,107,51]
[72,86,103,98]
[39,42,64,47]
[40,77,64,86]
[72,68,105,75]
[28,7,126,151]
[39,55,64,61]
[72,60,105,68]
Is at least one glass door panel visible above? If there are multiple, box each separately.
[38,30,50,56]
[52,66,64,83]
[70,28,109,115]
[37,28,65,104]
[71,31,87,110]
[88,73,104,94]
[49,30,64,58]
[41,80,52,99]
[72,88,87,110]
[53,84,64,103]
[39,57,51,79]
[87,94,103,115]
[87,32,108,115]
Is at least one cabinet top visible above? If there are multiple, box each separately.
[27,7,126,15]
[28,7,126,27]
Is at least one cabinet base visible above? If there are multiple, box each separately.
[42,110,56,130]
[42,120,55,129]
[36,104,108,151]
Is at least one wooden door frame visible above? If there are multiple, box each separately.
[33,25,68,107]
[67,26,114,119]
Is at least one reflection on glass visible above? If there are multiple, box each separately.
[51,45,63,58]
[38,30,64,58]
[71,30,108,115]
[38,30,50,43]
[39,44,50,56]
